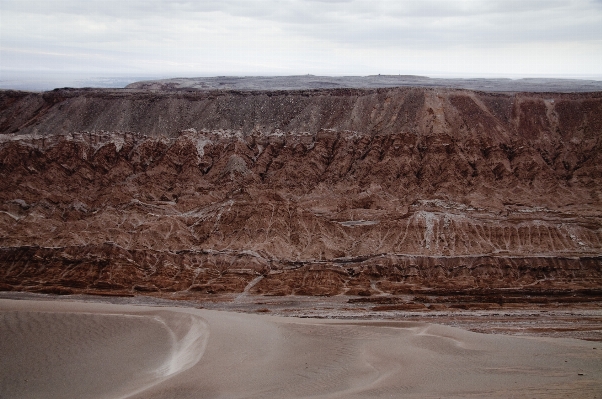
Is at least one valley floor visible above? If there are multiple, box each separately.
[1,294,601,398]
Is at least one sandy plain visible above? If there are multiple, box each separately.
[1,298,601,399]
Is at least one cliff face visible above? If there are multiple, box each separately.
[0,87,601,298]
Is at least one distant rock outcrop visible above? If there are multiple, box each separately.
[125,75,602,93]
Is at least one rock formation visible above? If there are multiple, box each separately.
[0,87,601,299]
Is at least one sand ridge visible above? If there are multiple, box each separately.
[1,298,601,398]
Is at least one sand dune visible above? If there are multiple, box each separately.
[1,299,600,399]
[0,300,208,399]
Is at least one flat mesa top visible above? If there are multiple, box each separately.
[126,75,602,93]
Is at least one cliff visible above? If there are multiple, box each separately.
[1,87,601,299]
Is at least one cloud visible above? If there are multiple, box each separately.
[1,0,601,80]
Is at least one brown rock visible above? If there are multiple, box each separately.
[0,88,601,300]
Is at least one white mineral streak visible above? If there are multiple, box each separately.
[417,211,436,250]
[338,220,379,227]
[195,138,211,161]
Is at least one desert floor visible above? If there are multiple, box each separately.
[1,297,601,399]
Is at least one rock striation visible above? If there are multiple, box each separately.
[0,87,601,299]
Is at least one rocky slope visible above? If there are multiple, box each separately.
[0,87,601,299]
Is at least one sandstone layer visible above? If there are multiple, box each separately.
[0,87,601,300]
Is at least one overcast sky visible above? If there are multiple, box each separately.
[1,0,602,87]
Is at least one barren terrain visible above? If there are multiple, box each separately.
[0,86,601,314]
[2,298,601,399]
[126,75,602,92]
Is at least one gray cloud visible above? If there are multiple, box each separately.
[1,0,601,83]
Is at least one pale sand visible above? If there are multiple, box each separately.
[1,299,600,399]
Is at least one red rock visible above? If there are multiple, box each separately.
[0,88,601,299]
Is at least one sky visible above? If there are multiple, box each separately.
[1,0,602,89]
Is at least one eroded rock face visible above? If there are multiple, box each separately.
[0,87,601,297]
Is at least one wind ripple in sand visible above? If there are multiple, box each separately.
[152,310,209,378]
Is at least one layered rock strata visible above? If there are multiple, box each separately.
[0,87,601,298]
